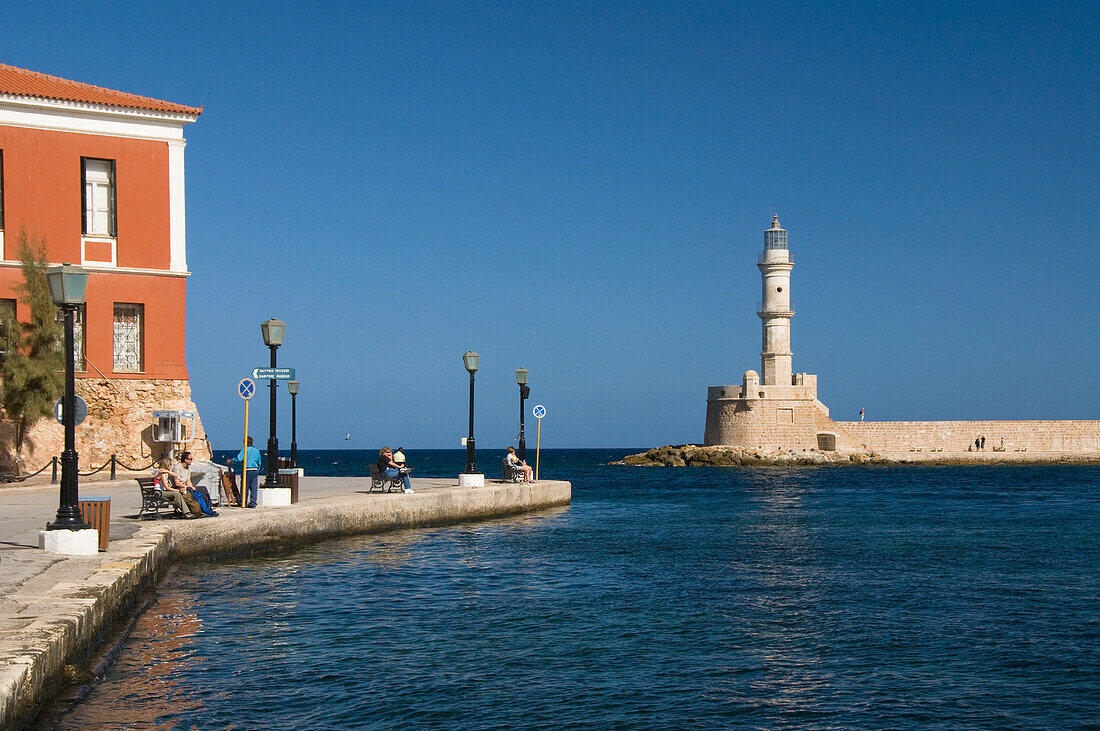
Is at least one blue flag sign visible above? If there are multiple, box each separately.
[532,404,547,419]
[54,395,88,426]
[238,378,256,399]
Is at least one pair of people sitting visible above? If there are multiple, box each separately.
[505,447,534,482]
[153,451,218,517]
[377,447,414,493]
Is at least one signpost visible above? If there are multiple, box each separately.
[532,404,547,480]
[251,367,296,380]
[238,378,254,508]
[53,395,88,426]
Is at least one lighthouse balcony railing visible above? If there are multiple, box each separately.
[758,253,794,265]
[756,301,795,316]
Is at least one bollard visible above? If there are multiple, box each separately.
[110,454,116,481]
[51,455,58,484]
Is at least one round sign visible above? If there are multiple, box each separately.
[532,404,547,419]
[54,395,88,426]
[238,378,256,400]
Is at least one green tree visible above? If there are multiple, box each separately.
[0,228,62,472]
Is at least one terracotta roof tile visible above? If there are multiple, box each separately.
[0,63,202,116]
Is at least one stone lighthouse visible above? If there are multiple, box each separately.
[759,215,794,385]
[704,215,824,448]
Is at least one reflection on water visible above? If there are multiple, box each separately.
[54,459,1100,729]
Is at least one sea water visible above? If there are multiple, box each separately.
[52,451,1100,729]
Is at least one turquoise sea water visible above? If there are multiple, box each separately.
[53,450,1100,729]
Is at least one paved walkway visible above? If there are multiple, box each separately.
[0,472,570,728]
[0,471,471,598]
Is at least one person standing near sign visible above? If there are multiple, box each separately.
[229,436,262,508]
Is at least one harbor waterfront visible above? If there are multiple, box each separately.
[21,450,1100,729]
[0,449,570,730]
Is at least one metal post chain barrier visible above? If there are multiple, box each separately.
[110,454,116,481]
[113,457,157,472]
[7,459,59,483]
[51,456,58,484]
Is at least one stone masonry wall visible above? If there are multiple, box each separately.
[0,378,210,473]
[833,420,1100,453]
[706,391,1100,454]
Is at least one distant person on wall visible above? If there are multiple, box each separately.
[393,447,407,468]
[975,436,981,452]
[980,434,985,450]
[378,447,413,493]
[505,446,534,482]
[229,437,262,508]
[859,407,864,422]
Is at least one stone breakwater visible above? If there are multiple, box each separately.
[0,479,571,730]
[619,444,1100,467]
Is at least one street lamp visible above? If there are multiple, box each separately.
[287,379,299,468]
[45,264,91,532]
[462,351,479,474]
[515,367,530,462]
[260,318,285,488]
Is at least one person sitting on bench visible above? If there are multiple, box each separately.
[377,447,414,493]
[505,447,534,482]
[153,458,203,517]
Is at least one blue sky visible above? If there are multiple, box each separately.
[6,1,1098,448]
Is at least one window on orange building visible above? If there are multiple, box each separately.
[113,303,143,372]
[82,158,116,238]
[73,304,86,372]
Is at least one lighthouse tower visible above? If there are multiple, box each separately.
[758,215,794,385]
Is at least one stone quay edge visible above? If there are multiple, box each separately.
[0,477,571,730]
[619,444,1100,467]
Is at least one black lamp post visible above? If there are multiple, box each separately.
[260,318,285,488]
[287,379,299,469]
[463,351,479,474]
[515,367,529,462]
[45,264,91,531]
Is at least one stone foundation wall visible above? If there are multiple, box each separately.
[705,390,1100,454]
[705,396,823,450]
[833,420,1100,453]
[0,378,209,472]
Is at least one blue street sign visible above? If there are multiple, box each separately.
[54,395,88,426]
[532,404,547,419]
[252,367,296,380]
[238,378,256,399]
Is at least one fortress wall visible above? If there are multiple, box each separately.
[705,397,821,450]
[833,420,1100,453]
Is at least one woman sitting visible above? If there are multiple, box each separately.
[505,447,534,482]
[153,459,204,517]
[377,447,414,493]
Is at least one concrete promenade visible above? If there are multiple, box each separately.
[0,472,571,729]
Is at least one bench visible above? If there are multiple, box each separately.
[136,476,184,519]
[369,464,406,493]
[502,458,524,483]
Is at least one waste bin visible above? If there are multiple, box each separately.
[277,469,299,504]
[78,496,111,552]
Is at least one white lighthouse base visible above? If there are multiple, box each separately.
[459,473,484,488]
[39,528,99,555]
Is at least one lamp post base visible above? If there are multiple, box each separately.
[459,473,485,488]
[257,487,292,506]
[39,528,99,555]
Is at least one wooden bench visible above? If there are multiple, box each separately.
[502,458,524,483]
[136,476,184,519]
[369,464,406,493]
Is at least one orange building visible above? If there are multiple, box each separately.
[0,63,209,469]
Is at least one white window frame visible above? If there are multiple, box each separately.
[112,302,143,373]
[82,158,117,267]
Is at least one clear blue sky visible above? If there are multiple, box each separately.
[6,1,1098,448]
